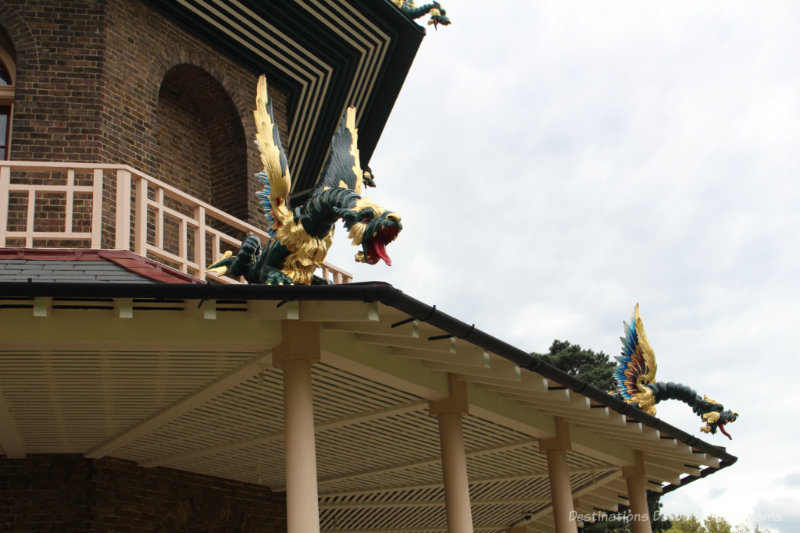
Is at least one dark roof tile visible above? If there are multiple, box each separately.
[0,249,204,284]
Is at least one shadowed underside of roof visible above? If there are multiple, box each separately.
[0,281,736,532]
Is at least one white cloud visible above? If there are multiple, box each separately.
[752,497,800,533]
[328,1,800,524]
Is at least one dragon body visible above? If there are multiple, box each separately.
[613,304,738,439]
[391,1,451,28]
[207,76,401,285]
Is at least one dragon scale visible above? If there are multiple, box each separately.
[391,1,451,27]
[645,382,720,418]
[402,3,443,19]
[297,187,362,238]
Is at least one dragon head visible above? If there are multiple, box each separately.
[338,197,402,266]
[699,396,738,440]
[429,3,451,29]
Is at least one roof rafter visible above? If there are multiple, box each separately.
[319,465,617,500]
[86,349,276,458]
[144,399,427,467]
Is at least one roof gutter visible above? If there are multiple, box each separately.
[0,280,738,471]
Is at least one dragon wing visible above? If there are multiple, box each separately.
[314,107,363,195]
[254,75,293,236]
[614,303,658,401]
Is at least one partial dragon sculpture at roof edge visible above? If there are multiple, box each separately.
[613,304,739,439]
[391,1,451,29]
[207,76,402,285]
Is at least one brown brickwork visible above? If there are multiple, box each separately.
[0,455,287,532]
[0,0,292,248]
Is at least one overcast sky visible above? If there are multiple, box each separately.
[326,2,800,530]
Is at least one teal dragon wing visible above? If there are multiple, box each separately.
[614,303,658,415]
[313,107,363,195]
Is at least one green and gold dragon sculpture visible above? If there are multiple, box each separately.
[207,76,402,285]
[391,1,451,29]
[613,304,738,439]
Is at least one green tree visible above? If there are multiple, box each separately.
[533,339,617,392]
[666,513,704,532]
[704,514,733,533]
[665,514,772,533]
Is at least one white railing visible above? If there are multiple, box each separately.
[0,161,353,284]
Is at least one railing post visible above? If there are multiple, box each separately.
[154,188,163,250]
[65,170,75,238]
[25,187,34,248]
[179,220,188,273]
[134,176,147,256]
[91,168,103,248]
[0,165,9,246]
[194,205,206,279]
[115,170,132,250]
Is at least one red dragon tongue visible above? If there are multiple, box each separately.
[372,239,392,266]
[719,423,732,440]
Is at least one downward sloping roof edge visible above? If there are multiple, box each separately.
[0,249,203,283]
[0,280,737,484]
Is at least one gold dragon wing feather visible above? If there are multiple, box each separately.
[615,303,658,414]
[633,303,657,383]
[254,75,293,233]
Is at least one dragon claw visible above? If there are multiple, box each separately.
[206,250,234,276]
[264,269,294,286]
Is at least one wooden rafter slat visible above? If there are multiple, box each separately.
[85,350,274,458]
[144,400,427,468]
[323,319,420,338]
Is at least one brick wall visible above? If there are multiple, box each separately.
[0,0,291,248]
[1,455,287,532]
[0,1,106,163]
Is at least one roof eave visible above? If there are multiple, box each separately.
[0,280,739,468]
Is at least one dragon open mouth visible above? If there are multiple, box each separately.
[364,224,400,265]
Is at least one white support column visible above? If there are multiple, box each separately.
[622,451,652,533]
[429,374,473,533]
[538,417,578,533]
[273,321,321,533]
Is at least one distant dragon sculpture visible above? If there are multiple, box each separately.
[613,304,738,439]
[392,1,451,29]
[207,76,402,285]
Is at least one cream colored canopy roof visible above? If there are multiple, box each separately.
[0,282,735,532]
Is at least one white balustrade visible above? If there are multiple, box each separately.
[0,161,353,284]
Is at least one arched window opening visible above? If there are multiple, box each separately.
[0,28,16,160]
[0,104,10,160]
[0,59,11,85]
[156,65,247,219]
